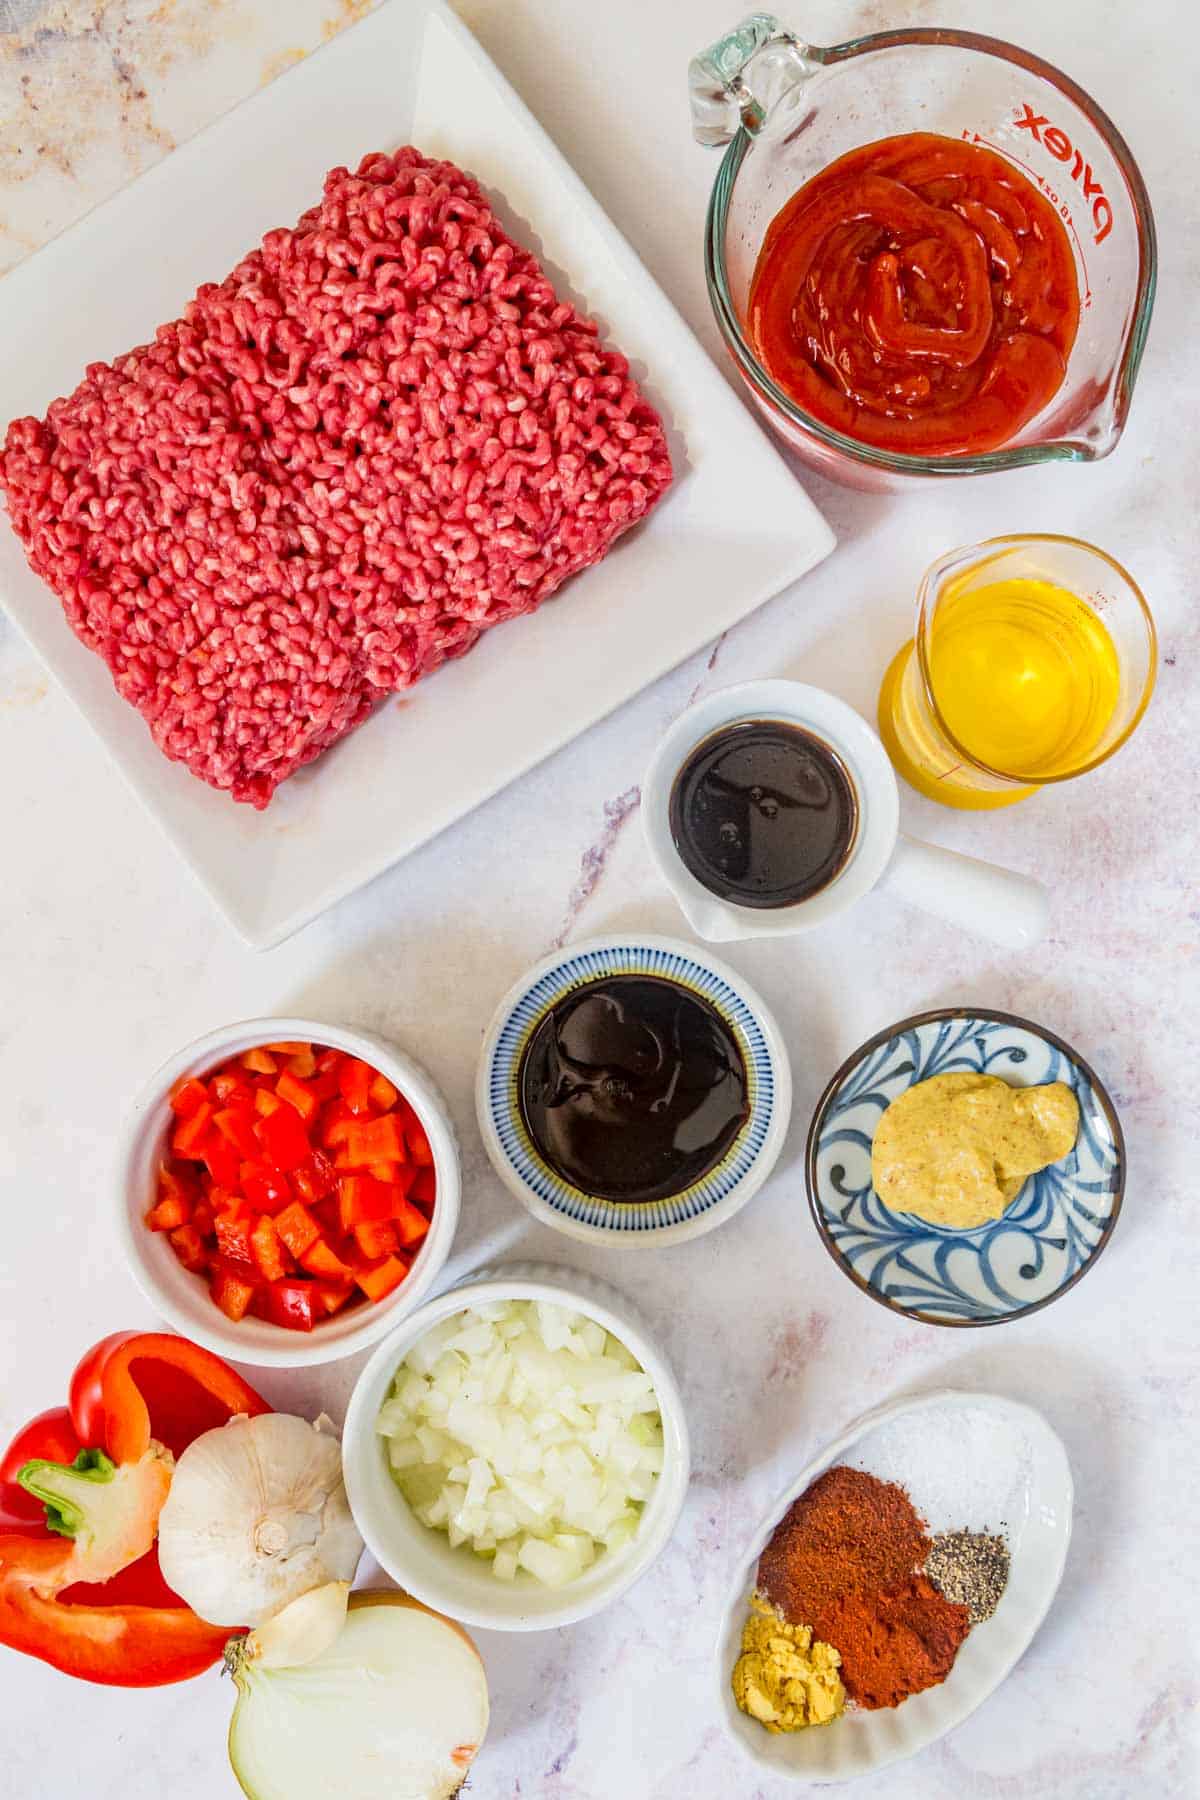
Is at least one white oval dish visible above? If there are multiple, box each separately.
[716,1388,1072,1781]
[342,1262,690,1631]
[114,1016,461,1369]
[475,934,792,1247]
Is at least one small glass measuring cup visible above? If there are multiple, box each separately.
[878,534,1157,809]
[689,15,1156,486]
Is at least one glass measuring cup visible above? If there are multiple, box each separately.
[689,14,1156,486]
[878,535,1157,809]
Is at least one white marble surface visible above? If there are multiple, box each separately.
[0,1,1196,1795]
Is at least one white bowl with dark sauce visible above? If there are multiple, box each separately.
[475,935,791,1246]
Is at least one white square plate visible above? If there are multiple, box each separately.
[0,0,833,947]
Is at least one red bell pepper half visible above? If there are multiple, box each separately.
[0,1331,270,1686]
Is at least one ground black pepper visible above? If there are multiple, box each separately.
[925,1530,1010,1626]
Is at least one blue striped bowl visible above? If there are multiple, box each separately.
[806,1008,1125,1326]
[476,935,791,1245]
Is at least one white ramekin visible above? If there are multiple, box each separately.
[342,1262,690,1631]
[113,1016,461,1369]
[475,934,792,1248]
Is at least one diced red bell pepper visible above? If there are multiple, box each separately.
[343,1114,407,1168]
[352,1254,408,1304]
[369,1071,399,1111]
[157,1162,196,1203]
[210,1070,253,1106]
[338,1058,374,1116]
[406,1115,434,1166]
[312,1280,355,1317]
[168,1224,208,1273]
[260,1280,316,1332]
[319,1099,356,1149]
[256,1100,311,1173]
[275,1069,319,1124]
[147,1041,422,1333]
[249,1214,288,1283]
[313,1212,343,1254]
[306,1069,341,1103]
[170,1103,213,1160]
[353,1219,398,1260]
[200,1129,242,1192]
[210,1263,257,1322]
[299,1237,355,1281]
[337,1174,394,1231]
[292,1150,334,1206]
[169,1077,209,1119]
[391,1195,431,1250]
[240,1162,291,1214]
[273,1201,320,1260]
[213,1105,261,1160]
[145,1195,190,1232]
[214,1210,255,1269]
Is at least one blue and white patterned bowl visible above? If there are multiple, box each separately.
[476,935,792,1246]
[806,1009,1125,1327]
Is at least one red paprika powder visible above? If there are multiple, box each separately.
[818,1575,969,1709]
[757,1465,970,1711]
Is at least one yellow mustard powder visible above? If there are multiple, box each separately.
[871,1071,1080,1229]
[731,1595,845,1732]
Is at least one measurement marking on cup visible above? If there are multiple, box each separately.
[963,130,1093,307]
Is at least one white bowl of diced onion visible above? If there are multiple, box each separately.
[341,1263,690,1631]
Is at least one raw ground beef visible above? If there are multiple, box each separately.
[0,148,673,806]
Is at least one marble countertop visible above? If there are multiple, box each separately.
[0,1,1196,1795]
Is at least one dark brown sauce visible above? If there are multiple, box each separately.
[669,720,857,908]
[517,974,749,1203]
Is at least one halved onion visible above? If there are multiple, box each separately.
[227,1591,488,1800]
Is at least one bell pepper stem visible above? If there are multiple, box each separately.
[14,1444,174,1586]
[18,1448,117,1538]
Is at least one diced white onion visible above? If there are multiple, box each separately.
[376,1299,664,1587]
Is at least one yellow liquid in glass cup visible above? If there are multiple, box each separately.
[878,536,1156,810]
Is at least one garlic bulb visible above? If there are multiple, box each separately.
[157,1413,362,1627]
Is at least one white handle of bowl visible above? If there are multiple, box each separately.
[879,835,1049,949]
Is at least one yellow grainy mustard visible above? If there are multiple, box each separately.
[871,1071,1079,1229]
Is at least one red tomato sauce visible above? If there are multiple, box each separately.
[747,132,1080,456]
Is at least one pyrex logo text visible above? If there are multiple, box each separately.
[1013,103,1114,243]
